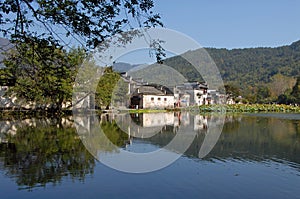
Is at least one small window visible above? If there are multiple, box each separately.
[158,97,161,101]
[151,97,154,101]
[164,98,167,101]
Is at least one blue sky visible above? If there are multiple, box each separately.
[152,0,300,49]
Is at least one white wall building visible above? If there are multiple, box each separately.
[174,82,209,107]
[130,85,174,109]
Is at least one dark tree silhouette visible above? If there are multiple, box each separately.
[0,0,162,48]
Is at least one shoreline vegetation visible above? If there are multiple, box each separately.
[199,104,300,113]
[1,104,299,119]
[129,104,300,113]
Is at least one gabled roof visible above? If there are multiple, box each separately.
[133,85,173,96]
[147,84,174,95]
[176,81,208,90]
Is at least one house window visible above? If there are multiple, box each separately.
[158,97,161,101]
[151,97,154,101]
[164,98,167,101]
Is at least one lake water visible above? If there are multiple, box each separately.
[0,112,299,199]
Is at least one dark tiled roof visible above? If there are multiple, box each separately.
[177,82,208,90]
[133,85,173,96]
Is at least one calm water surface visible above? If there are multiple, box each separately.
[0,112,299,199]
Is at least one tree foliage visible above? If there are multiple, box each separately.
[267,73,296,98]
[0,0,162,48]
[0,1,162,112]
[3,39,85,111]
[224,84,240,99]
[256,86,271,103]
[291,76,300,104]
[2,41,129,111]
[95,66,121,109]
[0,118,95,189]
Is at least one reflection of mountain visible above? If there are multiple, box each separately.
[1,113,299,190]
[205,115,300,164]
[105,112,300,166]
[143,114,300,165]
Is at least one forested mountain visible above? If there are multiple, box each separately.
[161,40,300,102]
[115,40,300,103]
[206,40,300,87]
[2,37,299,104]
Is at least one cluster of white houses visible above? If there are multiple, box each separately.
[121,72,232,109]
[0,71,234,110]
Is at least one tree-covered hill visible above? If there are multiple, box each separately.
[161,40,300,102]
[113,40,300,103]
[206,40,300,87]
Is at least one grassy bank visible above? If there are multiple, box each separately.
[0,109,73,120]
[128,109,169,114]
[1,104,299,119]
[127,104,300,114]
[198,104,300,113]
[125,104,300,113]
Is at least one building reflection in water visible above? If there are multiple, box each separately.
[101,112,225,157]
[1,112,299,189]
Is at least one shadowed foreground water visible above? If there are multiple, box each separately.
[0,112,299,199]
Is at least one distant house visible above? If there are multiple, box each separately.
[0,39,16,88]
[130,85,174,109]
[226,97,235,105]
[0,38,14,69]
[120,72,145,94]
[121,73,232,109]
[207,89,228,105]
[0,85,15,108]
[174,82,209,107]
[0,65,17,108]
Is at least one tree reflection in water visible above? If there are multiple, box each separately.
[1,113,300,190]
[0,118,95,190]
